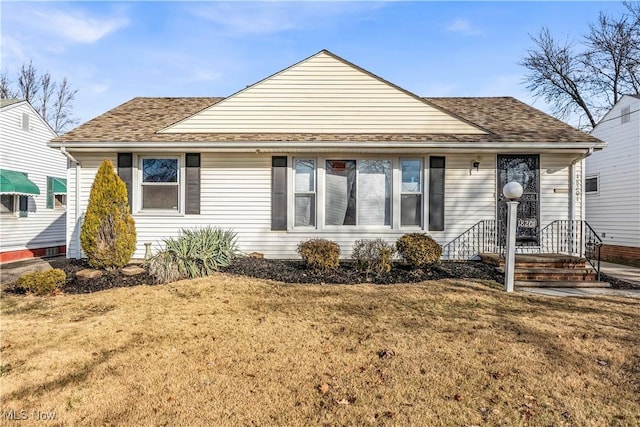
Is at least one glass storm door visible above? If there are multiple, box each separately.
[497,155,540,246]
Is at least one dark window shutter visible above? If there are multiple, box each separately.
[429,156,445,231]
[185,153,201,214]
[46,176,54,209]
[271,156,287,230]
[19,196,28,217]
[117,153,133,211]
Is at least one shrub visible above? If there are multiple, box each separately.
[396,233,442,267]
[15,269,66,295]
[81,159,136,269]
[297,239,340,272]
[146,227,238,284]
[351,238,395,277]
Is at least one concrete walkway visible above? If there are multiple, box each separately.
[519,260,640,298]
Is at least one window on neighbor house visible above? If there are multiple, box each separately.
[1,195,15,214]
[55,194,66,208]
[621,106,631,124]
[325,159,391,226]
[585,176,598,193]
[294,159,316,227]
[140,157,180,211]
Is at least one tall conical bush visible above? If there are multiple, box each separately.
[81,159,136,269]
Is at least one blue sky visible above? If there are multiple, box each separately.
[0,1,628,130]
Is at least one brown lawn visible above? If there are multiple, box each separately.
[1,275,639,426]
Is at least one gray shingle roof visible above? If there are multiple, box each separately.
[52,96,600,144]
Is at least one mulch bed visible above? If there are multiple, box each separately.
[5,256,637,295]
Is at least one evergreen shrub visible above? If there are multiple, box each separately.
[80,160,136,269]
[15,269,66,295]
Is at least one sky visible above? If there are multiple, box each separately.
[0,1,630,131]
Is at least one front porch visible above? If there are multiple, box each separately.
[442,219,606,288]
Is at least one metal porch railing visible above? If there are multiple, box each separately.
[442,219,603,281]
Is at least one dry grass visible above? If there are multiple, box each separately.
[1,275,639,426]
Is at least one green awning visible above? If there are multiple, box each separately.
[52,177,66,194]
[0,169,40,196]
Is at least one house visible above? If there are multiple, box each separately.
[587,95,640,264]
[1,99,67,262]
[50,50,605,261]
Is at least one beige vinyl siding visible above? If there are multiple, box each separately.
[0,102,66,254]
[163,52,485,135]
[587,96,640,248]
[67,151,581,260]
[539,154,572,226]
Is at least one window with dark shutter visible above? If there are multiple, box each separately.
[185,153,201,214]
[271,156,287,230]
[47,176,54,209]
[428,156,445,231]
[117,153,133,211]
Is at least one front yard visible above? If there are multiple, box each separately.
[1,275,638,426]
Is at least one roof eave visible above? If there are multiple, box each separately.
[49,140,606,153]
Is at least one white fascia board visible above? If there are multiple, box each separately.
[50,140,607,153]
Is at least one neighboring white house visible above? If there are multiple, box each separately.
[587,95,640,264]
[0,99,67,262]
[50,50,605,260]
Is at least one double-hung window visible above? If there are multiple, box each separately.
[401,159,422,226]
[325,159,391,226]
[140,157,180,211]
[294,159,316,227]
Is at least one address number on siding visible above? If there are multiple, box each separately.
[517,218,537,228]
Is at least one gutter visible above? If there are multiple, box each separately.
[60,147,82,259]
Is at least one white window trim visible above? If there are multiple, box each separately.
[288,155,426,232]
[585,174,599,195]
[134,154,185,216]
[400,157,424,229]
[292,158,317,228]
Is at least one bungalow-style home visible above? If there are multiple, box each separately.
[50,50,605,262]
[1,99,67,262]
[587,95,640,264]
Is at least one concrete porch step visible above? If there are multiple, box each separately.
[496,267,597,281]
[516,280,611,288]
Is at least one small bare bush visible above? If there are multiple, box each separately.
[396,233,442,267]
[351,238,395,277]
[297,239,340,272]
[15,269,66,295]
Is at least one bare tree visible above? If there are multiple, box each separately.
[0,61,78,134]
[521,2,640,129]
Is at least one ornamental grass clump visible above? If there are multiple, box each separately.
[80,160,136,269]
[297,238,340,272]
[351,238,395,278]
[15,269,66,295]
[396,233,442,267]
[146,227,238,284]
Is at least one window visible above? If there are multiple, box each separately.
[621,106,631,124]
[294,159,316,227]
[325,159,391,226]
[140,157,179,210]
[585,176,598,193]
[55,194,66,208]
[401,159,422,226]
[1,195,14,214]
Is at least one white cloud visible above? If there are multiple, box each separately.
[30,8,129,44]
[445,19,482,36]
[88,83,110,95]
[191,2,386,36]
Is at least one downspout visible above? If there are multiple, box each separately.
[60,147,82,259]
[570,148,593,222]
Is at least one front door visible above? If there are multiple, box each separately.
[497,155,540,246]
